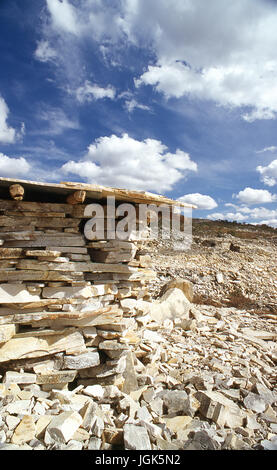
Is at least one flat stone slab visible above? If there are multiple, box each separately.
[63,351,100,370]
[0,284,40,303]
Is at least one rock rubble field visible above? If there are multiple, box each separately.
[0,219,276,451]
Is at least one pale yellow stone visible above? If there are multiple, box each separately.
[164,416,193,434]
[7,383,21,397]
[11,415,36,445]
[0,324,16,343]
[0,331,85,362]
[72,427,90,442]
[17,390,33,400]
[36,415,53,439]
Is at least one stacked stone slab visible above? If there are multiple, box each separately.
[0,193,158,391]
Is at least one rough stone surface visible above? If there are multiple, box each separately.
[44,411,83,444]
[11,416,36,445]
[123,424,151,450]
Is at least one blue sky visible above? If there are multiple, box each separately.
[1,0,277,226]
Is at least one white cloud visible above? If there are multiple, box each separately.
[226,212,248,222]
[235,187,277,204]
[256,218,277,228]
[129,0,277,121]
[208,205,277,225]
[0,153,30,177]
[75,81,116,103]
[61,133,197,192]
[208,211,247,222]
[45,0,124,42]
[257,159,277,186]
[46,0,79,35]
[124,98,151,113]
[178,193,217,210]
[248,207,277,219]
[207,212,225,220]
[34,40,57,63]
[37,106,80,135]
[135,61,277,121]
[0,96,17,144]
[256,146,277,154]
[37,1,277,120]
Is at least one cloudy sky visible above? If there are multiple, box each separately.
[1,0,277,226]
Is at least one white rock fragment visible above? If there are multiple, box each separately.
[44,411,83,445]
[123,424,152,450]
[90,416,104,438]
[83,385,105,400]
[143,330,166,343]
[6,399,33,416]
[63,351,100,370]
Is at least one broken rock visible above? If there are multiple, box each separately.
[44,411,83,445]
[11,416,36,445]
[123,424,151,450]
[196,391,244,428]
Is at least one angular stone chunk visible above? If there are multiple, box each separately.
[123,424,151,450]
[0,331,85,362]
[164,416,193,434]
[0,324,16,343]
[11,416,36,445]
[156,390,188,416]
[36,416,53,439]
[6,400,33,415]
[82,385,105,399]
[195,391,244,428]
[243,392,267,413]
[90,416,104,438]
[87,437,102,449]
[3,371,36,387]
[150,288,191,323]
[42,286,92,299]
[161,278,194,302]
[36,370,77,385]
[44,411,83,444]
[63,351,100,370]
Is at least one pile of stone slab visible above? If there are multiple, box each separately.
[0,177,193,393]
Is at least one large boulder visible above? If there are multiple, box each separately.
[150,287,191,323]
[160,278,194,302]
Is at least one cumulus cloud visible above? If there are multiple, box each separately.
[256,218,277,228]
[33,1,277,120]
[207,212,247,222]
[0,153,30,177]
[257,159,277,186]
[38,1,277,120]
[61,133,197,192]
[75,81,116,103]
[130,0,277,121]
[178,193,217,210]
[208,203,277,226]
[0,96,17,144]
[234,187,277,204]
[249,207,277,219]
[46,0,79,35]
